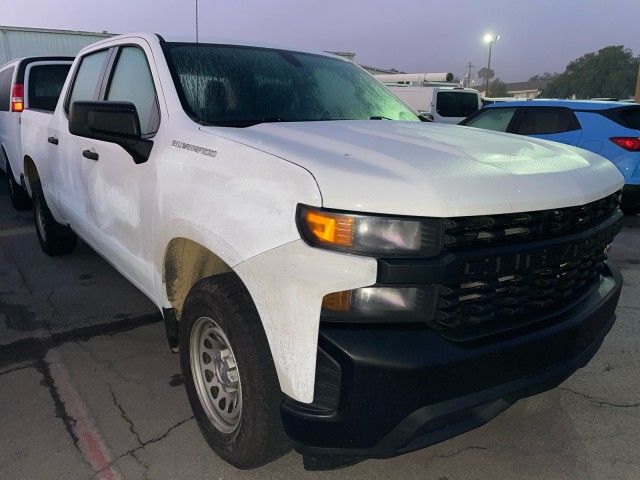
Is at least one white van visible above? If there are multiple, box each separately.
[375,73,481,123]
[386,84,482,124]
[0,56,73,209]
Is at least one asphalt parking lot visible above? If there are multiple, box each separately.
[0,174,639,480]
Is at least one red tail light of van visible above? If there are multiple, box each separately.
[10,83,24,112]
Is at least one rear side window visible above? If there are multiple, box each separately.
[106,47,159,135]
[67,50,110,110]
[0,67,15,112]
[516,107,580,135]
[463,107,517,132]
[607,107,640,130]
[436,92,479,118]
[27,64,71,111]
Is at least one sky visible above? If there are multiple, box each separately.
[1,0,639,83]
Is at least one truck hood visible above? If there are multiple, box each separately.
[202,120,624,217]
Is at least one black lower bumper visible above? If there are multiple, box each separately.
[281,263,622,464]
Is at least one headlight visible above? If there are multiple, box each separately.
[297,205,443,257]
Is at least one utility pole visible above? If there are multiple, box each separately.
[635,62,640,103]
[465,61,475,88]
[482,33,500,97]
[484,42,494,96]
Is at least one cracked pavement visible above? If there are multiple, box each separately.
[1,173,639,479]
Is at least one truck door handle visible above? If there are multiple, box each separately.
[82,149,99,161]
[47,136,58,145]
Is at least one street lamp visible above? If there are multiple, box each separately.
[483,33,500,97]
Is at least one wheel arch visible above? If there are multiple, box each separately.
[163,237,236,320]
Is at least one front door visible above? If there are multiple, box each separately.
[79,44,161,295]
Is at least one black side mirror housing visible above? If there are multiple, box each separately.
[69,101,153,164]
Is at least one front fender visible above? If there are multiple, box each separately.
[234,240,377,403]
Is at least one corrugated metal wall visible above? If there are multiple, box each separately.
[0,26,114,65]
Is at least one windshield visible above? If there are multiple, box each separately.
[163,42,419,127]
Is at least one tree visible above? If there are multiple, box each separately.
[543,46,639,99]
[528,72,558,82]
[488,78,509,97]
[477,67,495,81]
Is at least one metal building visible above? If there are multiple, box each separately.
[0,26,113,65]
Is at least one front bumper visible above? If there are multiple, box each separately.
[281,262,622,464]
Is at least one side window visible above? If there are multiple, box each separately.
[0,67,15,112]
[106,47,159,135]
[67,50,109,111]
[516,107,580,135]
[27,64,72,111]
[436,92,480,118]
[463,107,517,132]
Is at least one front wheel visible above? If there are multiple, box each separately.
[179,274,290,468]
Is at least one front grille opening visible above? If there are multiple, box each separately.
[433,250,608,340]
[443,191,621,250]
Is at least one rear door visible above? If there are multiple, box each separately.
[50,48,113,231]
[512,107,582,145]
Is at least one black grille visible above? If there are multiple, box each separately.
[443,191,622,250]
[433,216,622,340]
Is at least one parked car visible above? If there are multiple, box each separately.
[0,56,73,209]
[460,99,640,214]
[21,33,624,470]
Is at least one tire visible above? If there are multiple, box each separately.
[32,182,77,256]
[179,274,290,468]
[7,162,31,210]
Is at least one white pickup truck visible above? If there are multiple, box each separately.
[21,33,625,470]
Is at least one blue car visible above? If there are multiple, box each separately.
[460,100,640,214]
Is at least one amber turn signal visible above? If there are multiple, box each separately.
[304,210,354,247]
[322,290,352,312]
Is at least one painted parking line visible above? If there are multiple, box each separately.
[0,226,35,238]
[45,348,121,480]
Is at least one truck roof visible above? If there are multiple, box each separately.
[78,32,345,62]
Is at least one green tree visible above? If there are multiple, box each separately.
[528,72,558,82]
[543,46,639,99]
[477,67,495,81]
[489,78,509,97]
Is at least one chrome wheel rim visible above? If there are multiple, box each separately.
[190,316,242,433]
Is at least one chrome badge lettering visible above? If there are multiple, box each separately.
[172,140,217,158]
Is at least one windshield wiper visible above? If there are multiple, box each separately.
[370,116,393,120]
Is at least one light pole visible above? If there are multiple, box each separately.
[483,33,500,97]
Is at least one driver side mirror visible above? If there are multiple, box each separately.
[69,101,153,164]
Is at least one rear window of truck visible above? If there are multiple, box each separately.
[436,91,479,118]
[27,64,71,111]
